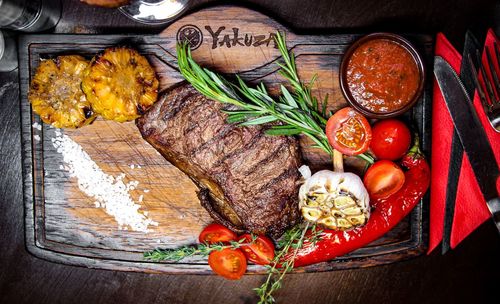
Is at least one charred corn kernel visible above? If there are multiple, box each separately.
[82,46,159,122]
[28,55,96,128]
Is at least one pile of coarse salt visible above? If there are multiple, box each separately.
[51,130,158,232]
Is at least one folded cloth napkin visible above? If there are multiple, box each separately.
[429,29,500,253]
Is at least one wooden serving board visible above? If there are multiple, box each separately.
[19,6,433,273]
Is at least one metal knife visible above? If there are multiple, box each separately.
[434,56,500,234]
[442,31,481,254]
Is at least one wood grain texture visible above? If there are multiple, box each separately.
[17,6,433,274]
[1,0,499,303]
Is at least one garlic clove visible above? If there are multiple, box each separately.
[301,207,322,221]
[336,218,352,229]
[318,216,337,229]
[348,215,367,226]
[342,206,362,216]
[333,196,356,209]
[304,198,319,207]
[298,165,312,180]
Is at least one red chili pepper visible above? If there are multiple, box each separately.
[290,136,430,267]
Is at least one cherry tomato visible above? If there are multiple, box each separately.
[363,160,405,199]
[370,119,411,160]
[199,223,237,244]
[208,248,247,280]
[325,107,372,156]
[239,234,275,265]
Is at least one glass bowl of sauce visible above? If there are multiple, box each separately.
[340,33,425,118]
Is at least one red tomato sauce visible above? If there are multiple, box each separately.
[346,39,420,113]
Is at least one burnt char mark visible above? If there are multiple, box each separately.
[182,100,227,135]
[256,165,299,195]
[241,138,288,177]
[83,106,93,119]
[189,122,238,156]
[136,83,194,132]
[251,166,301,237]
[136,103,147,115]
[210,131,264,170]
[160,94,230,159]
[222,135,297,192]
[160,87,201,121]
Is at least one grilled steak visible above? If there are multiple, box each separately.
[136,83,301,238]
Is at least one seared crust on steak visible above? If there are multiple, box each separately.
[136,83,301,238]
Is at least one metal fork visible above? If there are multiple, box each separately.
[468,41,500,132]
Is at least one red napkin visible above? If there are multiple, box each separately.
[429,30,500,253]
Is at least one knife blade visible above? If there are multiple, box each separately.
[442,31,481,254]
[434,56,500,233]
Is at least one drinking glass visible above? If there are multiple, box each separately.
[0,0,61,32]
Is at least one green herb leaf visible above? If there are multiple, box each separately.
[240,115,279,126]
[265,127,302,136]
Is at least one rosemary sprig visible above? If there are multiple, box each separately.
[177,33,374,164]
[274,33,330,125]
[177,32,333,157]
[144,239,247,262]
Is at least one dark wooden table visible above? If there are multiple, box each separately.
[1,0,499,303]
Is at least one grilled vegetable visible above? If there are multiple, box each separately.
[289,136,430,267]
[325,107,372,156]
[28,55,96,128]
[82,46,159,122]
[298,167,370,230]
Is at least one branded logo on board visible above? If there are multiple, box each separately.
[176,25,203,50]
[176,25,278,50]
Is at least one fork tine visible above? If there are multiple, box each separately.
[468,53,490,112]
[485,46,500,103]
[476,49,497,106]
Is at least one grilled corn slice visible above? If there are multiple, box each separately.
[28,55,95,128]
[82,46,159,122]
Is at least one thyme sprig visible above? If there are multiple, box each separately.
[255,223,323,303]
[144,238,250,262]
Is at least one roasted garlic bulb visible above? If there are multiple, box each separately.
[82,46,159,122]
[298,167,370,230]
[28,55,96,128]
